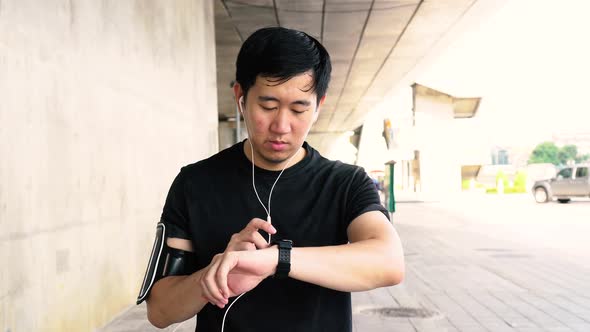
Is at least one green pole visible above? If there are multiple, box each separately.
[388,162,395,213]
[385,160,396,214]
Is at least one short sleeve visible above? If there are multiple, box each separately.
[160,168,191,239]
[345,167,390,225]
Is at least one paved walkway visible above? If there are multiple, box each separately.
[99,196,590,332]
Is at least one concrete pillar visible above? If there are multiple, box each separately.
[307,132,358,164]
[413,87,462,198]
[0,1,217,330]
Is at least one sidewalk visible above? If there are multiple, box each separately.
[99,199,590,332]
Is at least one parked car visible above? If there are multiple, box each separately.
[532,164,590,203]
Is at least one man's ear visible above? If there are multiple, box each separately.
[233,82,244,110]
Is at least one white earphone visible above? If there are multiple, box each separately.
[238,96,245,114]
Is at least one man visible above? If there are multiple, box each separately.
[137,27,405,332]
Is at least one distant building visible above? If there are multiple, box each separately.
[488,145,536,168]
[491,146,509,165]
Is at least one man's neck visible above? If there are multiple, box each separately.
[242,140,306,171]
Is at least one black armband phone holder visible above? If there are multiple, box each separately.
[136,222,197,304]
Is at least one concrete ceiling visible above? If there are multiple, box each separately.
[214,0,489,154]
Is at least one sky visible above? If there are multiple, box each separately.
[414,0,590,148]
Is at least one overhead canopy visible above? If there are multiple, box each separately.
[413,83,482,118]
[215,0,502,153]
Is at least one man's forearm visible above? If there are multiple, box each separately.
[289,239,405,292]
[146,269,208,328]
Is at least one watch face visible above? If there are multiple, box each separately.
[273,239,293,249]
[280,239,293,248]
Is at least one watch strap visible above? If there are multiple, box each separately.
[271,239,292,279]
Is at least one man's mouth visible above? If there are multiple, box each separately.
[268,140,288,151]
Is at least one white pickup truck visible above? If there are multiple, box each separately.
[532,164,590,203]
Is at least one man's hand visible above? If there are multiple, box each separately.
[225,218,276,252]
[200,218,277,308]
[200,247,277,308]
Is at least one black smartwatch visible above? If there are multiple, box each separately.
[271,239,292,279]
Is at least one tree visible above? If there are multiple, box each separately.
[529,142,590,165]
[558,145,578,165]
[528,142,559,165]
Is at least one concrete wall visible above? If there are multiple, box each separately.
[0,1,218,331]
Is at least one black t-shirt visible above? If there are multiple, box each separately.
[161,140,389,332]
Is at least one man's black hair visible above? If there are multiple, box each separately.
[236,27,332,106]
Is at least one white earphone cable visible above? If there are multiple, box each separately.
[249,137,299,228]
[221,98,300,332]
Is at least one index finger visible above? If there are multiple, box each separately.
[245,218,276,235]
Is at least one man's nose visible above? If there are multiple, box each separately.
[270,109,291,134]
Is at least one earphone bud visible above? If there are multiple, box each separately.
[238,96,245,114]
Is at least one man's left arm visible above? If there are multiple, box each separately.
[287,210,405,292]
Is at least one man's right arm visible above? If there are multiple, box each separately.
[145,238,208,329]
[146,218,277,328]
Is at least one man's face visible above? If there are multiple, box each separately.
[235,72,324,170]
